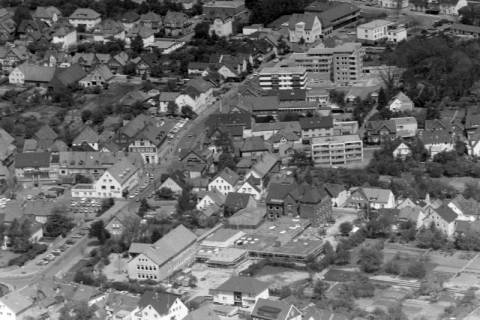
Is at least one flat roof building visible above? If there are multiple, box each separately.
[311,134,363,166]
[258,67,307,91]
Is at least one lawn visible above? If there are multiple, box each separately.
[323,268,360,282]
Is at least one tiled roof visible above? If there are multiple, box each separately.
[251,298,299,320]
[288,13,319,31]
[299,116,334,130]
[138,291,180,315]
[225,192,252,210]
[69,8,101,20]
[434,204,458,223]
[241,136,269,152]
[420,130,452,145]
[217,167,240,186]
[73,127,99,146]
[107,158,138,185]
[15,152,51,168]
[213,276,269,295]
[16,63,56,83]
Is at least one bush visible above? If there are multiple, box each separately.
[8,243,47,266]
[339,222,353,236]
[405,261,426,279]
[358,245,383,273]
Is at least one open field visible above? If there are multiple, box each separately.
[254,266,310,289]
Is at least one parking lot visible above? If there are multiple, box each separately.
[71,198,102,222]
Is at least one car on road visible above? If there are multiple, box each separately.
[36,260,49,266]
[72,234,83,239]
[66,239,76,245]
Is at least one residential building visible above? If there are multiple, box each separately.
[210,17,233,37]
[51,26,77,50]
[49,63,86,90]
[0,290,34,320]
[128,25,155,47]
[258,67,307,90]
[210,276,269,308]
[139,11,162,32]
[159,92,180,113]
[347,187,396,209]
[132,291,189,320]
[410,0,467,15]
[176,78,215,112]
[306,87,329,105]
[387,92,414,112]
[288,13,327,43]
[420,130,454,158]
[78,64,114,87]
[184,305,221,320]
[448,194,480,221]
[204,0,246,18]
[72,127,100,151]
[450,23,480,38]
[0,45,29,75]
[265,182,332,223]
[380,0,409,9]
[14,152,53,185]
[127,225,197,281]
[163,11,192,37]
[392,117,417,138]
[93,19,126,42]
[299,116,334,142]
[423,204,458,237]
[197,190,226,210]
[208,167,240,195]
[237,176,263,200]
[387,24,407,42]
[251,299,302,320]
[68,8,102,31]
[9,63,55,85]
[280,42,364,84]
[393,142,412,159]
[33,6,61,25]
[159,174,184,195]
[356,19,393,42]
[311,134,363,166]
[121,11,140,31]
[324,183,349,207]
[246,152,280,179]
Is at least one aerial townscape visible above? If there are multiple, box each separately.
[3,0,480,319]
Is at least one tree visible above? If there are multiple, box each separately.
[167,101,178,116]
[377,87,388,110]
[289,150,313,169]
[137,199,150,218]
[218,152,237,171]
[313,280,329,300]
[405,260,426,278]
[181,105,195,119]
[349,274,375,298]
[358,246,383,273]
[329,90,346,107]
[81,110,92,122]
[156,187,174,199]
[59,301,95,320]
[13,6,32,28]
[339,222,353,236]
[89,220,110,244]
[44,207,74,237]
[194,21,210,39]
[131,35,144,54]
[334,242,350,265]
[416,225,448,250]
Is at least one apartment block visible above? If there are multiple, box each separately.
[281,42,364,84]
[311,134,363,166]
[356,19,393,42]
[258,66,307,90]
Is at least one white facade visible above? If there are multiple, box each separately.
[0,301,17,320]
[208,176,235,195]
[176,88,214,113]
[380,0,409,9]
[237,180,261,200]
[425,142,454,158]
[210,18,233,37]
[356,20,392,42]
[128,139,159,165]
[52,29,77,49]
[393,142,411,159]
[69,17,101,31]
[422,206,456,238]
[387,25,407,42]
[289,17,322,43]
[8,67,24,84]
[132,297,188,320]
[196,193,221,210]
[159,177,183,194]
[212,288,269,309]
[71,168,139,199]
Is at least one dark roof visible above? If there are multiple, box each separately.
[365,120,396,133]
[137,291,180,315]
[277,89,307,101]
[212,276,269,295]
[324,183,345,198]
[15,152,51,168]
[251,298,300,320]
[299,116,333,130]
[434,204,458,223]
[206,111,252,131]
[241,136,269,152]
[425,119,450,131]
[50,64,87,88]
[420,130,452,145]
[35,125,57,141]
[225,192,252,211]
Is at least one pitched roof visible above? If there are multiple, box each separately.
[202,190,227,206]
[251,298,300,320]
[288,13,319,31]
[0,290,34,314]
[121,11,140,23]
[449,195,480,217]
[15,152,51,168]
[420,130,452,145]
[185,78,215,94]
[69,8,101,20]
[15,63,56,83]
[107,158,138,185]
[73,127,99,146]
[251,152,279,178]
[391,91,412,104]
[225,192,252,210]
[184,305,220,320]
[159,92,180,101]
[365,119,396,133]
[0,128,14,145]
[424,119,450,131]
[324,183,345,198]
[355,187,392,204]
[132,224,197,266]
[140,11,162,23]
[398,206,422,222]
[35,125,58,142]
[164,11,188,26]
[137,291,180,315]
[50,63,87,88]
[241,136,269,152]
[299,116,333,130]
[213,276,269,295]
[33,6,61,19]
[216,167,240,186]
[434,204,458,223]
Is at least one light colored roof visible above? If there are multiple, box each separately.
[288,13,319,30]
[259,66,306,75]
[159,92,180,101]
[138,291,180,315]
[0,291,34,314]
[392,91,412,104]
[252,121,301,133]
[391,117,417,126]
[69,8,101,20]
[107,158,138,185]
[358,19,393,30]
[311,134,361,144]
[216,167,240,186]
[134,224,197,266]
[184,305,220,320]
[251,152,279,178]
[357,187,392,204]
[202,190,227,206]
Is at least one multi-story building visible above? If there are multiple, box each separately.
[280,43,364,84]
[311,134,363,166]
[299,116,334,142]
[258,67,307,90]
[68,8,101,31]
[288,13,328,43]
[210,276,269,309]
[380,0,409,9]
[356,19,393,42]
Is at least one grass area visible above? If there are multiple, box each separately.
[434,176,480,192]
[323,268,360,282]
[62,258,90,282]
[0,251,21,268]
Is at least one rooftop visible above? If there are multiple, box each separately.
[358,19,393,29]
[311,134,362,144]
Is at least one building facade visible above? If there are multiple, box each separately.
[258,67,307,91]
[311,135,363,166]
